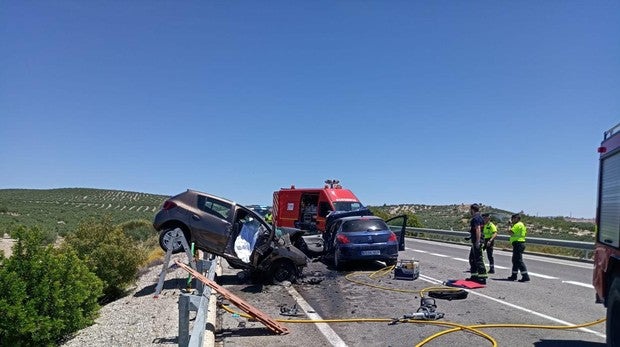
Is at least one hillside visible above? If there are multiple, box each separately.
[0,189,596,243]
[371,203,596,242]
[0,188,168,237]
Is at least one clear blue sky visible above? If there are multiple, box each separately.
[1,2,618,218]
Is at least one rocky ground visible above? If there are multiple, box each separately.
[62,254,194,347]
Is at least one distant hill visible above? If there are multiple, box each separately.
[370,203,596,241]
[0,188,168,236]
[0,189,595,242]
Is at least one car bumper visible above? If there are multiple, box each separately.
[337,243,398,262]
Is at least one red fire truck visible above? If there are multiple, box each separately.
[272,179,363,233]
[593,122,620,346]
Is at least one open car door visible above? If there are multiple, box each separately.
[385,215,408,251]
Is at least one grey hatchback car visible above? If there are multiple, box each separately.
[153,189,308,283]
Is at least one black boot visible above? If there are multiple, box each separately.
[488,266,495,274]
[518,275,530,282]
[507,275,517,281]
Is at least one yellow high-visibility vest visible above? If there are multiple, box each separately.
[510,221,527,243]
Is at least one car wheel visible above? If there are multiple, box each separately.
[608,276,620,347]
[270,260,297,284]
[334,249,345,270]
[158,228,188,254]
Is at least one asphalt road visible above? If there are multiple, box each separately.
[217,238,607,347]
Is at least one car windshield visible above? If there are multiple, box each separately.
[342,219,388,233]
[332,201,363,212]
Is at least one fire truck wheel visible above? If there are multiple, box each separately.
[608,276,620,347]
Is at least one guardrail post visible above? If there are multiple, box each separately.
[178,294,190,347]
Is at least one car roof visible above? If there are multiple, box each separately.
[182,189,236,205]
[338,215,384,222]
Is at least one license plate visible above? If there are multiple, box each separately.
[361,250,381,256]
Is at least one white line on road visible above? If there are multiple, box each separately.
[286,285,348,347]
[417,274,605,339]
[408,248,428,253]
[562,280,594,289]
[429,253,449,257]
[453,257,469,262]
[528,272,558,279]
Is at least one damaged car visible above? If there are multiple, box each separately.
[153,189,308,283]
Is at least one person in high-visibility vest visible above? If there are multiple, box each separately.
[507,213,530,282]
[264,208,273,224]
[482,213,497,274]
[467,204,488,284]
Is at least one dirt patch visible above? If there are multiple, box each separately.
[1,234,16,257]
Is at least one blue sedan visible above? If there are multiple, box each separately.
[324,213,407,270]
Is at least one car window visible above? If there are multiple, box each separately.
[342,219,388,233]
[197,195,232,220]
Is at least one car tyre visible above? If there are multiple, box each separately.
[608,276,620,347]
[158,228,189,254]
[270,260,297,284]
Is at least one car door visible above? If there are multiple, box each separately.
[190,194,233,254]
[385,215,408,251]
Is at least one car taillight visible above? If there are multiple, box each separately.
[162,200,177,210]
[336,234,350,244]
[388,232,397,242]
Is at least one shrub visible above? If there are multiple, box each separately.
[117,219,154,242]
[62,217,147,303]
[0,226,102,346]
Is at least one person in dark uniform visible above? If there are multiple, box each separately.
[507,213,530,282]
[467,204,488,284]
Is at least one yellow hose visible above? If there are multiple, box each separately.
[219,265,606,346]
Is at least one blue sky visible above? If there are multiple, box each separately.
[1,1,618,218]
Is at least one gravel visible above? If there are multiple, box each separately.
[62,254,194,347]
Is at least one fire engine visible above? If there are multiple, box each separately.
[272,179,363,233]
[592,122,620,346]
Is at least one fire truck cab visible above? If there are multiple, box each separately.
[273,180,363,234]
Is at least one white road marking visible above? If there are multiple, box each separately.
[418,274,605,339]
[562,280,594,289]
[286,285,348,347]
[494,265,509,269]
[408,248,428,253]
[527,272,558,279]
[429,253,449,257]
[408,238,594,269]
[453,257,469,262]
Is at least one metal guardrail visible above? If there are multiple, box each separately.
[178,257,217,347]
[393,226,595,258]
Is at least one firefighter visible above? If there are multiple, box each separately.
[507,213,530,282]
[482,213,497,274]
[467,204,488,284]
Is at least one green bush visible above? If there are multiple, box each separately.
[117,219,154,242]
[62,217,147,303]
[0,226,103,346]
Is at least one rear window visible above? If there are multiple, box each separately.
[342,219,388,233]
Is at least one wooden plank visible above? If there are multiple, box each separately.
[174,260,290,335]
